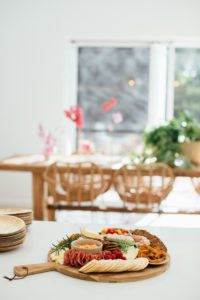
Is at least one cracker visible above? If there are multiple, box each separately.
[79,259,97,273]
[108,260,123,272]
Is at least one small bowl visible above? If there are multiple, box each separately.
[71,238,103,254]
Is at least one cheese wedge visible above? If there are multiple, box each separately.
[80,227,104,240]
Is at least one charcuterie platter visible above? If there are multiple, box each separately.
[14,227,170,283]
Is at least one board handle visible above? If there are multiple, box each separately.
[14,262,56,277]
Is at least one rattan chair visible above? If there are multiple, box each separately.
[43,162,110,220]
[113,163,174,212]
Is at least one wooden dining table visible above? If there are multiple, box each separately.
[1,154,200,221]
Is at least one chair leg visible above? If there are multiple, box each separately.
[47,208,56,221]
[46,196,56,221]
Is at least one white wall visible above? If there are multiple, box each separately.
[0,0,200,209]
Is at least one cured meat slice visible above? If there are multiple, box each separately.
[64,250,102,268]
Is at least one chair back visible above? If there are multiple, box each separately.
[113,163,174,207]
[44,161,105,204]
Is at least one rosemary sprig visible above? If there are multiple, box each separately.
[51,233,80,255]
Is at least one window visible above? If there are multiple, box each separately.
[77,46,150,154]
[66,40,200,155]
[174,48,200,121]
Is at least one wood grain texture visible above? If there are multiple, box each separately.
[14,253,170,283]
[0,216,25,235]
[0,243,24,252]
[53,261,170,283]
[14,262,56,277]
[1,154,200,176]
[32,172,44,220]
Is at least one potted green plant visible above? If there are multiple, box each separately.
[179,112,200,164]
[143,112,200,168]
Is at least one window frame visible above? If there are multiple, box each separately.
[166,41,200,121]
[64,38,200,153]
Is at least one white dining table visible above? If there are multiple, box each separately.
[1,221,200,300]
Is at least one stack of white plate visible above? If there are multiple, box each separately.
[0,208,33,226]
[0,215,26,252]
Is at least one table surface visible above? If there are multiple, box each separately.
[0,154,124,170]
[1,153,200,177]
[1,221,200,300]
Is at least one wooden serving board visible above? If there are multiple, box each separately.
[13,252,170,283]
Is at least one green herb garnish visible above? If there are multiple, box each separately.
[51,233,80,255]
[114,240,137,253]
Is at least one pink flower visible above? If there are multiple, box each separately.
[38,123,45,138]
[45,134,54,146]
[43,134,55,158]
[80,140,94,153]
[64,106,84,128]
[38,124,56,158]
[112,112,123,124]
[43,146,53,158]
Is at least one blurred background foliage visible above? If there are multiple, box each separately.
[174,48,200,122]
[130,112,200,168]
